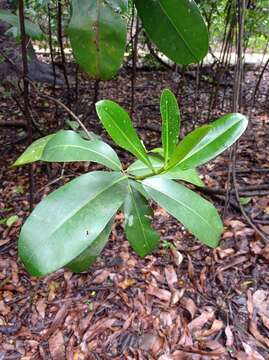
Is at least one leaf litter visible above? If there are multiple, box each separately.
[0,64,269,359]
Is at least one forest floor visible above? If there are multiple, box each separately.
[0,63,269,360]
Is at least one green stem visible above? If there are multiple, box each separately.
[134,166,166,181]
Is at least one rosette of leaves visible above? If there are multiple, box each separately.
[15,89,248,276]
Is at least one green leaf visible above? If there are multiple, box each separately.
[68,0,127,80]
[239,197,252,205]
[167,125,211,170]
[143,177,223,248]
[168,113,248,170]
[129,180,149,200]
[96,100,153,169]
[13,134,55,166]
[124,184,160,257]
[6,215,19,228]
[42,130,122,171]
[128,157,204,187]
[134,0,209,65]
[18,171,128,276]
[66,218,114,273]
[160,89,180,164]
[127,156,163,177]
[0,10,44,40]
[160,168,204,187]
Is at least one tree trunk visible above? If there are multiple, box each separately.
[0,0,64,85]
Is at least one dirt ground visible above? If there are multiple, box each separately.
[0,64,269,359]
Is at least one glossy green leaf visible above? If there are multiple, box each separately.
[143,177,223,248]
[42,130,122,171]
[134,0,209,65]
[127,156,162,177]
[161,168,204,187]
[129,180,149,200]
[13,134,55,166]
[167,125,211,170]
[160,89,180,164]
[128,157,204,187]
[168,113,248,170]
[68,0,127,80]
[124,184,160,257]
[96,100,153,169]
[0,10,44,40]
[67,218,114,273]
[18,171,128,276]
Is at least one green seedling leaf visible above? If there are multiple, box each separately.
[239,197,252,205]
[168,113,248,170]
[18,171,128,276]
[96,100,153,169]
[42,130,122,171]
[14,134,55,166]
[6,215,19,228]
[143,177,223,248]
[160,89,180,164]
[124,184,160,257]
[68,0,127,80]
[67,218,114,273]
[134,0,209,65]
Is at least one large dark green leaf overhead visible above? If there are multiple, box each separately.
[68,0,127,80]
[18,171,128,276]
[134,0,209,65]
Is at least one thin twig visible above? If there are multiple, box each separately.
[18,0,34,211]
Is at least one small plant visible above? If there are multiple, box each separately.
[15,89,248,276]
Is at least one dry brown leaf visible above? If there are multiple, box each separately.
[216,247,235,259]
[261,315,269,330]
[36,298,46,319]
[180,297,197,319]
[171,249,184,267]
[199,339,226,356]
[165,265,178,290]
[140,332,163,354]
[147,284,171,302]
[249,320,269,348]
[197,319,224,338]
[241,342,265,360]
[216,255,249,273]
[44,304,69,339]
[92,270,110,284]
[188,308,215,333]
[225,325,234,347]
[253,289,269,317]
[48,330,65,360]
[118,278,136,289]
